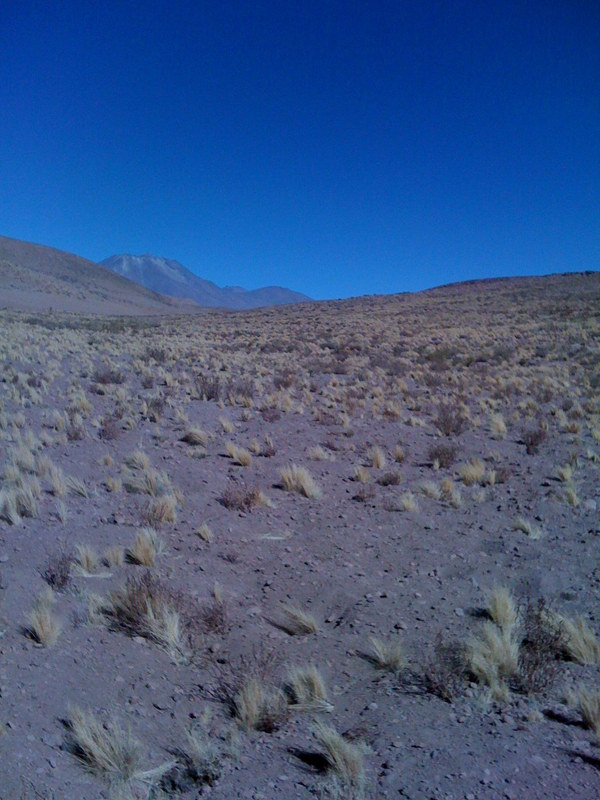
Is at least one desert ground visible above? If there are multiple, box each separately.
[1,272,600,800]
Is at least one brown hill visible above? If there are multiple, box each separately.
[0,235,194,314]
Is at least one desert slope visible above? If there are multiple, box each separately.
[0,236,192,315]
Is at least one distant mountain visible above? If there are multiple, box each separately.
[0,235,187,315]
[100,254,310,309]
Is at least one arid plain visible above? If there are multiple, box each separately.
[1,272,600,799]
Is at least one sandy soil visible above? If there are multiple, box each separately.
[1,273,599,799]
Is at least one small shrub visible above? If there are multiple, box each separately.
[436,404,466,436]
[423,634,467,702]
[521,425,547,454]
[42,548,73,591]
[427,443,457,469]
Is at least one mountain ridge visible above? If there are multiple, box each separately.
[100,253,310,309]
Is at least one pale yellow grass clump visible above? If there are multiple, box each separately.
[513,516,544,540]
[419,480,441,500]
[27,588,61,647]
[234,678,287,731]
[459,458,486,486]
[225,442,253,466]
[394,444,406,463]
[440,478,462,508]
[469,621,519,702]
[76,544,99,575]
[286,665,332,712]
[577,686,600,736]
[126,450,151,471]
[487,586,518,634]
[369,446,386,469]
[127,528,164,566]
[490,412,507,439]
[369,635,405,673]
[354,465,370,483]
[397,491,418,512]
[67,706,145,781]
[554,614,600,664]
[311,721,366,796]
[219,416,235,434]
[144,494,178,525]
[279,604,320,635]
[104,545,125,567]
[308,445,332,461]
[196,522,214,542]
[181,427,208,446]
[556,463,574,482]
[280,464,321,499]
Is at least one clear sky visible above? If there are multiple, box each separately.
[1,1,599,299]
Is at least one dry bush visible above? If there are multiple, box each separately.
[393,444,406,463]
[280,464,321,498]
[26,588,61,646]
[103,572,201,664]
[353,465,370,483]
[42,548,73,591]
[170,718,237,788]
[377,470,402,486]
[92,366,125,385]
[423,634,468,702]
[436,404,467,436]
[104,545,125,567]
[0,479,40,524]
[66,475,89,497]
[209,648,288,733]
[127,527,164,566]
[196,522,214,542]
[234,678,288,732]
[397,491,418,512]
[427,442,457,469]
[98,414,120,441]
[126,450,151,471]
[220,484,272,511]
[195,373,221,401]
[517,598,563,694]
[521,424,548,454]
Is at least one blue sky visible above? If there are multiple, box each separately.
[1,1,598,299]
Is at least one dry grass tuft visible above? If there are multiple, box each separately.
[278,603,319,635]
[66,706,143,780]
[181,427,208,446]
[75,544,99,575]
[487,586,518,634]
[286,665,331,711]
[234,678,288,731]
[127,527,164,566]
[280,464,321,498]
[103,572,200,664]
[26,588,61,646]
[513,516,544,540]
[143,494,178,526]
[225,442,252,466]
[554,614,600,665]
[368,635,405,673]
[196,522,214,542]
[459,458,485,486]
[369,446,386,469]
[311,721,366,796]
[577,686,600,736]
